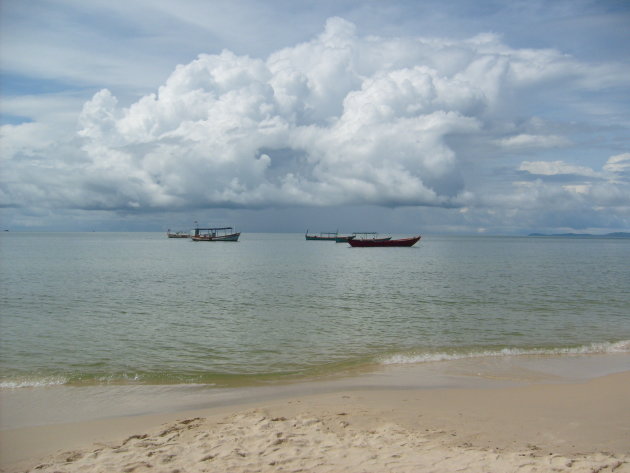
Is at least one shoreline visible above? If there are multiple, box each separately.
[3,351,629,431]
[3,339,628,392]
[1,354,629,472]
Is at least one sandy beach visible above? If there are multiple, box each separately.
[2,362,629,473]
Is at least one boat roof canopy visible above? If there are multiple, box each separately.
[195,227,233,231]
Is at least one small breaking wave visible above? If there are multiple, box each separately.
[3,341,628,388]
[0,376,69,389]
[380,340,630,365]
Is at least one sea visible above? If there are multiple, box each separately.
[2,231,629,395]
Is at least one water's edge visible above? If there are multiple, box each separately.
[2,352,629,430]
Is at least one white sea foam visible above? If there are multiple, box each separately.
[0,376,69,389]
[380,340,630,365]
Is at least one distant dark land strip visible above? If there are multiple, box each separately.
[528,232,630,238]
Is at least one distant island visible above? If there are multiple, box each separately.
[528,232,630,238]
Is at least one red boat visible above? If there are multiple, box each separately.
[348,236,421,247]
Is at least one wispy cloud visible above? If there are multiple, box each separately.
[496,134,571,150]
[518,160,601,178]
[604,153,630,174]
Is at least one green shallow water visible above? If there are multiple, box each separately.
[1,232,629,388]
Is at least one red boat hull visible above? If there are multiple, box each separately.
[348,236,421,247]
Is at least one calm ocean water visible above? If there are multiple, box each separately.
[1,232,629,389]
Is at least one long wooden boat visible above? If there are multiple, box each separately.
[348,236,421,247]
[350,232,392,243]
[166,229,190,238]
[305,230,339,241]
[191,226,240,242]
[335,235,355,243]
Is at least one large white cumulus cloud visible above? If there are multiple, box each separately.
[71,16,483,211]
[2,17,628,220]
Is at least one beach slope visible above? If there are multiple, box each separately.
[2,371,629,473]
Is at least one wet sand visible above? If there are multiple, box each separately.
[1,355,629,472]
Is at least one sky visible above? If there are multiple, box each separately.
[1,0,629,234]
